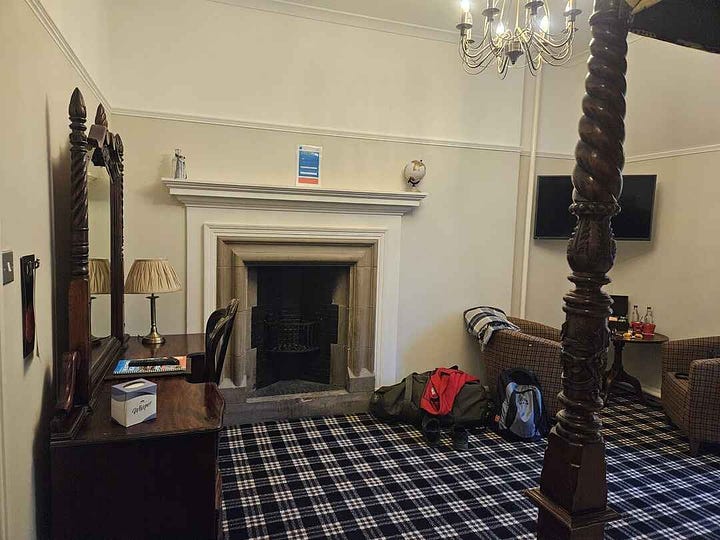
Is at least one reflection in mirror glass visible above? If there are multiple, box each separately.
[88,169,111,346]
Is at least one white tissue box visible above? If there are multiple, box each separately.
[111,379,157,427]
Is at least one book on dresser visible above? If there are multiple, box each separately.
[110,355,189,378]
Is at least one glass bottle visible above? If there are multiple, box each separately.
[643,307,654,324]
[631,305,641,323]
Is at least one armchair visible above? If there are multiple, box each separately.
[661,336,720,455]
[482,317,563,418]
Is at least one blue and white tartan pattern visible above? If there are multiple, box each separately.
[219,395,720,539]
[464,306,520,349]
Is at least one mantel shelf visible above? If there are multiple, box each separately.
[163,179,427,215]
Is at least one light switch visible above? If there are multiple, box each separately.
[2,251,14,285]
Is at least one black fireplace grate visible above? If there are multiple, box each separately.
[265,318,319,353]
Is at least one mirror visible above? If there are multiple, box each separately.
[88,169,112,353]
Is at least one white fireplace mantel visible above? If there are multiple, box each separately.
[163,179,427,215]
[166,179,427,387]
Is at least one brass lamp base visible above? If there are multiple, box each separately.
[141,329,166,346]
[141,293,166,346]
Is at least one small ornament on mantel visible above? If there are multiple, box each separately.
[403,159,426,190]
[173,148,187,180]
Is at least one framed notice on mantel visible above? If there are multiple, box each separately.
[297,145,322,186]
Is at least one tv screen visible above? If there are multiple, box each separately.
[534,175,656,240]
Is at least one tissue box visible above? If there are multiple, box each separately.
[111,379,157,427]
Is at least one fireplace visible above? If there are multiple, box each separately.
[251,265,347,396]
[214,238,378,422]
[165,180,426,423]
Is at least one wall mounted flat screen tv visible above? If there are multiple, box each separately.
[534,175,657,241]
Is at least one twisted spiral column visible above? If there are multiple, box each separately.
[528,2,629,537]
[557,0,628,445]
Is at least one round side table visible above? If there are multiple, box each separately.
[604,332,669,405]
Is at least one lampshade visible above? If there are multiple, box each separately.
[88,258,111,295]
[125,258,182,294]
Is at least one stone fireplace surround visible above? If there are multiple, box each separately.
[216,239,378,403]
[164,179,427,423]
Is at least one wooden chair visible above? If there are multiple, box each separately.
[188,299,240,384]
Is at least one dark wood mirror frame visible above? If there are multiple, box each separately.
[51,88,127,441]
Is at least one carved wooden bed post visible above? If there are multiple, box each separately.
[526,0,630,538]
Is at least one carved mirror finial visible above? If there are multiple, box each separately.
[95,103,108,127]
[68,88,87,122]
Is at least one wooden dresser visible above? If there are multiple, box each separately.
[51,335,225,540]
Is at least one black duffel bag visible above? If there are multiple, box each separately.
[369,367,493,427]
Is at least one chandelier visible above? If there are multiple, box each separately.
[457,0,582,77]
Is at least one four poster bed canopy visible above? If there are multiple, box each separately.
[525,0,720,538]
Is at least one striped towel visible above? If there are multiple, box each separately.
[464,306,519,349]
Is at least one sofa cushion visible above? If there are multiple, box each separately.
[662,371,689,432]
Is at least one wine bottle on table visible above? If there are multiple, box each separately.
[643,307,656,337]
[630,305,642,332]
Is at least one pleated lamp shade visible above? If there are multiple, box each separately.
[125,258,182,294]
[88,258,111,295]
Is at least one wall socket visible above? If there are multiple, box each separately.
[2,250,14,285]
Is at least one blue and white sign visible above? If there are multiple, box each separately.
[297,145,322,186]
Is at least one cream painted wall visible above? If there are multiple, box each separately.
[535,36,720,158]
[34,0,113,99]
[625,38,720,157]
[107,0,524,148]
[115,113,520,378]
[0,219,7,540]
[0,1,108,538]
[534,58,588,157]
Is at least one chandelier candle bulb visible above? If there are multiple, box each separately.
[540,15,549,32]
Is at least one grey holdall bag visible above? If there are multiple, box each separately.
[369,367,493,427]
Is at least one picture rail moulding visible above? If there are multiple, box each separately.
[163,179,428,215]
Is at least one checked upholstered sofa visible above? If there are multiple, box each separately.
[482,317,563,418]
[661,336,720,455]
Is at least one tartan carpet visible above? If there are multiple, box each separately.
[219,396,720,539]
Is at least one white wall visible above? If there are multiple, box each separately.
[625,38,720,157]
[107,0,524,148]
[0,1,108,537]
[33,0,113,102]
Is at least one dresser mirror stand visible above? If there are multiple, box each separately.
[51,88,127,441]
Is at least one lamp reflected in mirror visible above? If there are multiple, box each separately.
[89,258,111,345]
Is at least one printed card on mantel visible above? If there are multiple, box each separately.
[297,145,322,186]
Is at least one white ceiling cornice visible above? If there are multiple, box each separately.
[207,0,458,43]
